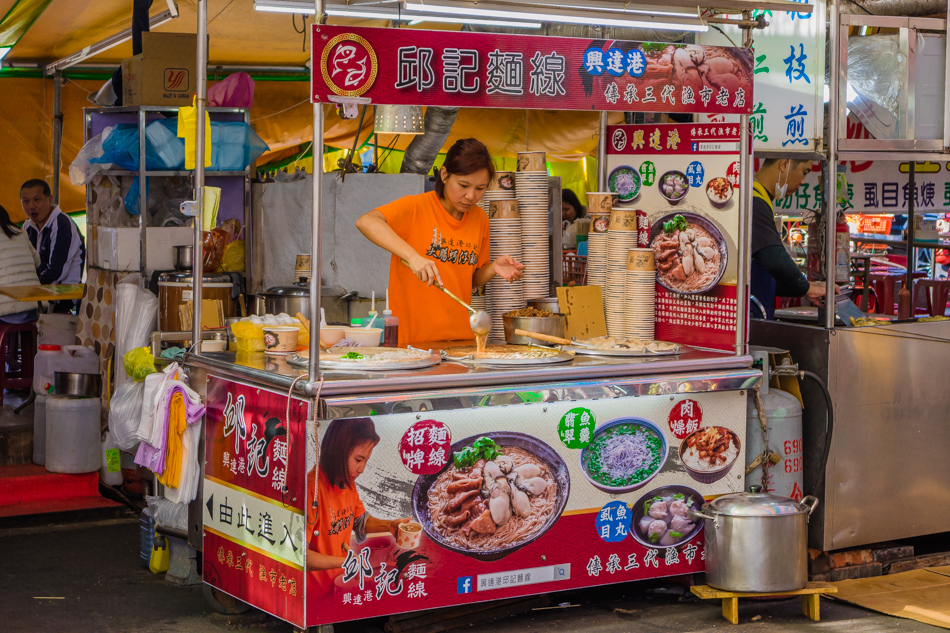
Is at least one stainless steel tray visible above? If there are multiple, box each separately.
[288,348,441,371]
[441,346,575,366]
[566,343,685,357]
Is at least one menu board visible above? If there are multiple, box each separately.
[305,390,746,627]
[606,123,741,352]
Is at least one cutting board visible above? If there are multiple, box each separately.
[556,286,607,339]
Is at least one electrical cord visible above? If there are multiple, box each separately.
[799,370,834,499]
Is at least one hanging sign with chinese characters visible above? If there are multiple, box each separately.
[305,390,747,627]
[203,377,310,629]
[697,0,825,151]
[311,25,754,114]
[607,124,742,352]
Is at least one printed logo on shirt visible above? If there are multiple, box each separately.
[327,504,357,536]
[425,226,480,267]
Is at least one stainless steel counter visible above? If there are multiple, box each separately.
[751,318,950,550]
[184,347,754,397]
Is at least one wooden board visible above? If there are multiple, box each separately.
[556,286,607,339]
[0,284,85,302]
[179,299,225,331]
[691,582,837,625]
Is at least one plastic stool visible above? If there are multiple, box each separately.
[913,279,950,317]
[868,272,904,315]
[0,321,38,405]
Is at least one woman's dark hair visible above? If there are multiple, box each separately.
[319,417,380,489]
[562,189,586,220]
[0,205,21,239]
[435,138,495,198]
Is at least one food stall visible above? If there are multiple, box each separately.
[180,11,769,631]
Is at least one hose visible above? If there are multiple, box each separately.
[799,370,834,499]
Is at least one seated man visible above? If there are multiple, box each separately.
[20,179,85,312]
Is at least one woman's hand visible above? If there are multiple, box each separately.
[493,255,525,282]
[407,253,443,287]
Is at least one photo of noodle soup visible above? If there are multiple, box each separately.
[650,212,728,295]
[580,418,669,494]
[411,432,570,561]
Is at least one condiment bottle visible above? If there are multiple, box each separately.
[382,309,399,347]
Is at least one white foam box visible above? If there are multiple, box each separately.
[92,226,194,271]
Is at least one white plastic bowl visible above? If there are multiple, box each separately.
[345,327,383,347]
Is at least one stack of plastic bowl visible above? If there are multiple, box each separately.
[515,151,550,300]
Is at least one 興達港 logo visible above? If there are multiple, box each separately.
[320,33,377,97]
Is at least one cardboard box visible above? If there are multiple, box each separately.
[121,32,197,106]
[92,226,195,271]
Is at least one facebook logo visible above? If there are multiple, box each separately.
[457,576,474,594]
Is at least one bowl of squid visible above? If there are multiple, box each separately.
[650,212,728,295]
[631,485,705,549]
[411,432,570,561]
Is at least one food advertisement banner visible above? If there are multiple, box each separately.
[311,25,754,114]
[606,123,741,352]
[203,377,310,628]
[697,0,826,151]
[304,390,747,626]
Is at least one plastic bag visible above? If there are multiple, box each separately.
[124,347,158,382]
[91,124,140,170]
[177,96,212,170]
[144,119,185,170]
[203,229,228,272]
[115,280,158,387]
[208,71,255,108]
[231,321,265,351]
[69,129,113,185]
[124,177,149,216]
[220,240,245,272]
[146,494,188,531]
[210,122,269,171]
[109,380,146,451]
[90,176,137,227]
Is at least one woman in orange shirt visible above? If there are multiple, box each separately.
[306,417,407,596]
[356,138,524,346]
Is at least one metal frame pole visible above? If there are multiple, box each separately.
[52,70,62,205]
[824,0,841,329]
[597,111,608,190]
[308,0,327,383]
[192,0,209,352]
[736,25,754,356]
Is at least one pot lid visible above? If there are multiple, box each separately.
[262,284,310,297]
[706,487,810,517]
[158,272,232,283]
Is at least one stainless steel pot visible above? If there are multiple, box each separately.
[173,245,194,270]
[503,314,566,345]
[258,284,311,318]
[53,372,101,398]
[692,487,818,592]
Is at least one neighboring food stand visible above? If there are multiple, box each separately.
[181,13,773,629]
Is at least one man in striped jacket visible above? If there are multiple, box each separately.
[20,179,85,312]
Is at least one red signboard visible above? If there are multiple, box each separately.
[311,25,754,114]
[203,376,310,628]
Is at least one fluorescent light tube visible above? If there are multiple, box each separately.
[403,1,708,32]
[254,0,541,27]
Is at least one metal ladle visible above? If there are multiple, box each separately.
[400,260,491,336]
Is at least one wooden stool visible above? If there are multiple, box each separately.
[913,279,950,317]
[690,582,838,625]
[0,321,38,406]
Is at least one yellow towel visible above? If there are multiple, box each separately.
[157,392,187,489]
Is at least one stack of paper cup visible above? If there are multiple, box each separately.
[624,248,656,339]
[479,171,516,213]
[585,192,613,295]
[605,208,641,337]
[488,200,525,342]
[515,151,550,300]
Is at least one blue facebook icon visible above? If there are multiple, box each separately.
[458,576,474,594]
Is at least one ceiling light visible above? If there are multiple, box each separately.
[254,0,541,27]
[374,105,426,134]
[403,1,708,32]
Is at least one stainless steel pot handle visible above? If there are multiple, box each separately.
[801,495,819,520]
[689,508,720,529]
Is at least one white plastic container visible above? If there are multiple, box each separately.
[101,430,124,486]
[32,394,49,465]
[46,396,102,474]
[34,345,99,395]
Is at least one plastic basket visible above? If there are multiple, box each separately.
[856,215,893,235]
[562,253,587,285]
